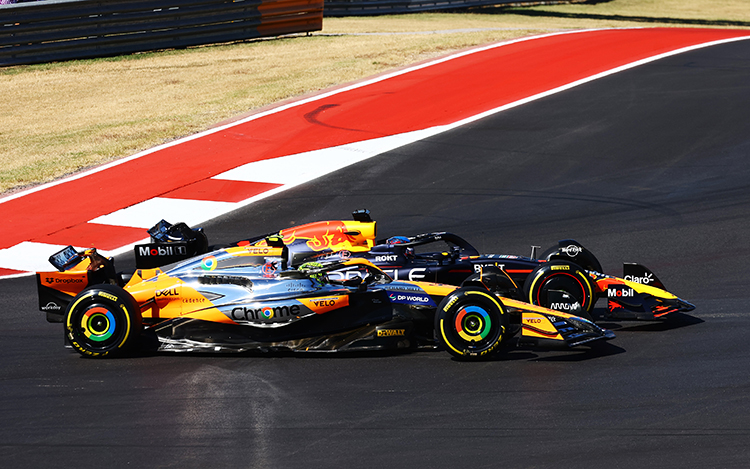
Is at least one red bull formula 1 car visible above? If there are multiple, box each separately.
[237,210,695,321]
[36,236,613,360]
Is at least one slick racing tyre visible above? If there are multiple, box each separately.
[435,287,510,360]
[65,284,142,358]
[524,261,595,319]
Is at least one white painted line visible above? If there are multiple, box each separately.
[0,242,75,273]
[215,127,446,184]
[89,198,237,229]
[0,241,119,276]
[431,34,750,134]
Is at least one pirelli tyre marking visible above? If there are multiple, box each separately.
[525,262,595,316]
[65,286,141,358]
[436,289,509,360]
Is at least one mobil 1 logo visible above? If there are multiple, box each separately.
[135,242,191,269]
[607,285,636,299]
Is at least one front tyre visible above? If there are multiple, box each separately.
[435,288,510,360]
[524,261,595,319]
[65,284,142,358]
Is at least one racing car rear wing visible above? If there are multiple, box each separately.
[134,220,208,269]
[38,246,119,322]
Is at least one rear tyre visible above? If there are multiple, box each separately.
[65,284,142,358]
[524,261,595,320]
[435,287,510,360]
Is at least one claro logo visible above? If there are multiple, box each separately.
[624,273,654,285]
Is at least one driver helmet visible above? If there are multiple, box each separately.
[386,236,409,245]
[404,247,415,259]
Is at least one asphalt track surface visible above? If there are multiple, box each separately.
[3,37,750,468]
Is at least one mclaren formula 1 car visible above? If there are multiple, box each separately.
[236,210,695,321]
[36,239,613,359]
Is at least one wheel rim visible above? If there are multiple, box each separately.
[80,306,116,342]
[444,298,504,353]
[455,305,492,342]
[69,301,128,352]
[537,273,587,308]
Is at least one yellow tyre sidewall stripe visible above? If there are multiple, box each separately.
[439,290,505,356]
[66,291,132,354]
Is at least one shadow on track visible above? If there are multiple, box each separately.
[112,342,623,363]
[444,339,625,363]
[531,341,625,362]
[596,313,704,333]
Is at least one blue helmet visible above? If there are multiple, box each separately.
[386,236,409,245]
